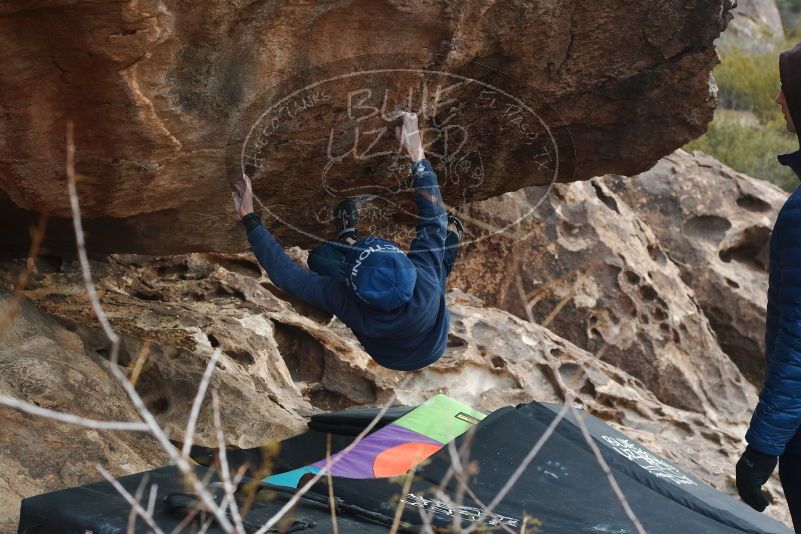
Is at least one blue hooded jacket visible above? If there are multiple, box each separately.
[745,43,801,456]
[243,158,449,371]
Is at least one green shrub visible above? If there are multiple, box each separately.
[684,117,799,191]
[714,47,782,122]
[682,36,801,192]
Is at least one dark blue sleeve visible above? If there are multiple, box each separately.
[765,229,780,363]
[746,200,801,456]
[406,158,448,277]
[243,214,353,317]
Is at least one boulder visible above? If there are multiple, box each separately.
[1,250,788,527]
[448,174,756,422]
[0,0,733,256]
[0,291,166,532]
[602,149,788,386]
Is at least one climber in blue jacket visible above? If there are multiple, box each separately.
[738,41,801,531]
[230,111,462,371]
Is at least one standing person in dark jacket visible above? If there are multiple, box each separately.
[230,111,462,371]
[738,42,801,532]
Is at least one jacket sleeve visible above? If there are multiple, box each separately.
[765,220,782,363]
[746,201,801,456]
[406,158,448,277]
[243,214,354,318]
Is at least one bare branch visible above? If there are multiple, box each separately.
[97,465,165,534]
[65,121,120,356]
[65,122,234,532]
[127,472,150,534]
[0,394,150,431]
[389,467,417,534]
[147,483,159,518]
[461,400,574,534]
[253,390,403,534]
[571,407,646,534]
[325,432,339,534]
[182,348,222,458]
[212,389,246,534]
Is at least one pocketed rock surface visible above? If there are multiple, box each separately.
[450,150,772,425]
[0,234,791,528]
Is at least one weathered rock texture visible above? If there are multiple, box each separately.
[0,291,167,532]
[716,0,785,54]
[0,0,733,256]
[0,249,789,528]
[448,153,758,423]
[602,150,788,386]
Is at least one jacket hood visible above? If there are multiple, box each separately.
[780,42,801,147]
[345,237,417,312]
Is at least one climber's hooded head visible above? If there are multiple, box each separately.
[344,237,417,312]
[779,42,801,142]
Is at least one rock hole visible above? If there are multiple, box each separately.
[736,195,772,213]
[207,334,220,348]
[624,271,640,285]
[199,253,262,278]
[491,355,506,369]
[549,347,564,358]
[639,285,657,301]
[444,334,468,359]
[648,244,667,266]
[447,334,468,348]
[591,180,620,213]
[273,322,325,384]
[156,262,190,278]
[726,278,740,289]
[719,226,771,270]
[149,397,170,415]
[229,350,255,366]
[34,254,63,273]
[558,362,588,391]
[682,215,731,241]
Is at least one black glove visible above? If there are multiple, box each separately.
[736,445,778,512]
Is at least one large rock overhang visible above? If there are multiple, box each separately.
[0,0,732,256]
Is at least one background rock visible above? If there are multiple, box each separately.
[449,156,757,424]
[0,291,166,533]
[0,0,732,256]
[602,149,788,385]
[715,0,785,54]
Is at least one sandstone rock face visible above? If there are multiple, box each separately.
[0,250,789,527]
[0,291,166,533]
[602,149,789,386]
[448,169,756,423]
[716,0,785,54]
[0,0,732,256]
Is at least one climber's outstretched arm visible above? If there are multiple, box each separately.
[395,112,448,274]
[231,176,353,317]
